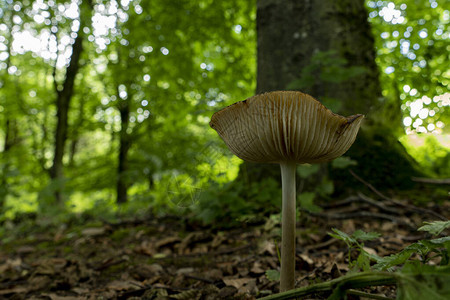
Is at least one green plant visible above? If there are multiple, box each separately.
[260,221,450,299]
[330,221,450,271]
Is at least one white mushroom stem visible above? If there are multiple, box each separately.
[280,161,297,292]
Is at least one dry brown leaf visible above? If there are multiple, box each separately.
[43,293,87,300]
[238,278,258,295]
[81,227,106,237]
[135,240,156,256]
[107,279,144,291]
[0,286,30,295]
[258,240,276,255]
[299,254,314,265]
[17,245,36,255]
[223,277,252,289]
[155,236,181,248]
[250,262,265,274]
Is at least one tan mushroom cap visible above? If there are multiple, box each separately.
[210,91,363,164]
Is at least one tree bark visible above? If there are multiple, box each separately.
[256,0,381,115]
[116,97,131,204]
[237,0,420,191]
[49,32,83,203]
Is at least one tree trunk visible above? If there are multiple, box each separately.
[256,0,381,114]
[116,98,131,204]
[49,32,83,203]
[236,0,420,191]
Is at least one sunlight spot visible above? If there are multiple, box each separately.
[160,47,169,55]
[400,41,410,54]
[200,63,207,69]
[143,74,150,82]
[143,46,153,53]
[141,100,148,106]
[234,24,242,34]
[403,116,412,126]
[403,85,411,93]
[427,123,435,131]
[385,66,395,74]
[135,5,143,14]
[119,91,127,99]
[379,3,403,23]
[418,108,428,119]
[419,30,428,38]
[410,88,418,96]
[412,119,423,128]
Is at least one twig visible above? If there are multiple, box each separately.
[349,170,391,201]
[349,170,447,221]
[258,271,396,300]
[304,238,338,251]
[357,192,399,215]
[154,244,252,260]
[411,177,450,185]
[303,209,415,230]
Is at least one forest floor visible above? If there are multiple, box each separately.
[0,188,449,300]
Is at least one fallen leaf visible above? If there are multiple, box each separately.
[107,279,144,291]
[81,227,106,237]
[223,277,252,289]
[155,236,181,248]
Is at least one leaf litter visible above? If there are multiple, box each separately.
[0,197,448,299]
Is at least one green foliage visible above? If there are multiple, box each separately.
[331,156,358,169]
[195,177,280,226]
[367,0,449,134]
[265,269,280,282]
[330,221,450,273]
[397,263,450,300]
[400,134,450,177]
[329,228,381,271]
[0,0,256,217]
[418,220,450,235]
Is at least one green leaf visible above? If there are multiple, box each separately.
[397,263,450,300]
[331,156,358,169]
[317,179,334,197]
[329,228,357,244]
[265,269,280,281]
[298,192,322,213]
[418,221,450,236]
[372,243,424,270]
[352,230,381,241]
[297,164,320,179]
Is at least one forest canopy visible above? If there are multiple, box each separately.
[0,0,448,222]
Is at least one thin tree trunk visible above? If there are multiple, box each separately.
[49,32,83,203]
[116,98,131,204]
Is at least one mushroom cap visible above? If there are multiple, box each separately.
[209,91,363,164]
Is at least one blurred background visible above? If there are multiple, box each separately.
[0,0,448,229]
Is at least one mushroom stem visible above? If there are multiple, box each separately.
[280,161,297,292]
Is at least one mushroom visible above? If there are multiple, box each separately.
[209,91,363,291]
